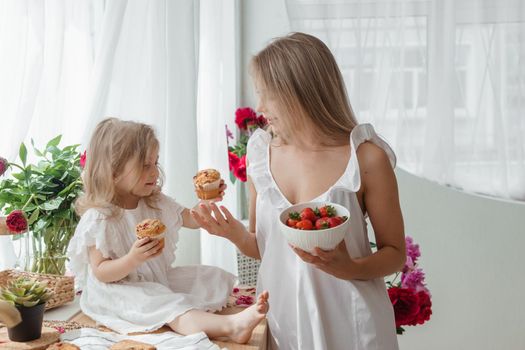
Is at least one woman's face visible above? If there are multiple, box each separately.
[255,85,283,135]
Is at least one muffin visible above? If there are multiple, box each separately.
[109,340,156,350]
[47,342,80,350]
[193,169,222,200]
[135,219,166,250]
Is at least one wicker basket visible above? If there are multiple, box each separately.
[236,252,260,286]
[0,269,74,310]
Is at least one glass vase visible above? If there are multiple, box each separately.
[15,222,75,275]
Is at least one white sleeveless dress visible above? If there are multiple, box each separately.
[247,124,399,350]
[67,193,236,334]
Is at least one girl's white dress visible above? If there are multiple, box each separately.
[67,194,236,334]
[247,124,399,350]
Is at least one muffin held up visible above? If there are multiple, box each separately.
[193,169,222,200]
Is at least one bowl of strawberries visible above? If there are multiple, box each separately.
[279,202,350,252]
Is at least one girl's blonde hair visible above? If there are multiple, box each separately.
[250,32,358,146]
[76,118,163,217]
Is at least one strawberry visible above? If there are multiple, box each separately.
[286,218,299,227]
[295,219,314,230]
[315,217,330,230]
[328,216,343,228]
[315,205,336,218]
[288,211,301,220]
[300,208,317,222]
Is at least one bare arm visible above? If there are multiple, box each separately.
[190,174,260,259]
[88,238,163,283]
[349,142,406,279]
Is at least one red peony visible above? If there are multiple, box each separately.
[388,287,420,328]
[414,290,432,325]
[235,107,257,130]
[228,151,240,172]
[257,115,268,128]
[234,155,247,182]
[5,210,28,233]
[0,157,7,176]
[80,151,87,169]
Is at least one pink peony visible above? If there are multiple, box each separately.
[0,157,7,176]
[6,210,28,233]
[405,236,420,264]
[401,268,427,292]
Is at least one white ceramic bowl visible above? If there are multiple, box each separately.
[279,201,350,253]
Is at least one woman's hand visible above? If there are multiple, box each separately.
[291,241,357,280]
[190,202,247,244]
[126,237,163,267]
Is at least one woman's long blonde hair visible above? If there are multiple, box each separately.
[76,118,163,217]
[251,32,358,146]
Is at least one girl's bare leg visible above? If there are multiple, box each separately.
[168,291,269,344]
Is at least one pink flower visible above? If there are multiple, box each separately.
[6,210,28,233]
[79,151,87,169]
[235,107,257,130]
[405,236,420,264]
[55,326,65,334]
[225,125,234,143]
[401,268,427,292]
[0,157,8,176]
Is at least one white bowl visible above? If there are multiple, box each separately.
[279,201,350,253]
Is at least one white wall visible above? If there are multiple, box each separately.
[241,0,525,349]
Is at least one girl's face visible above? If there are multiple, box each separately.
[114,147,159,207]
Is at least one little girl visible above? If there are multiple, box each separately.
[192,33,405,349]
[67,118,268,343]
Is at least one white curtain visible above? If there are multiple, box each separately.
[0,0,202,268]
[286,0,525,201]
[197,0,240,275]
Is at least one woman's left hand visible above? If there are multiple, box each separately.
[291,241,357,280]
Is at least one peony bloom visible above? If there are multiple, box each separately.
[414,290,432,325]
[388,287,420,328]
[228,151,240,172]
[257,115,268,128]
[79,151,87,169]
[401,268,427,292]
[405,236,420,264]
[235,107,257,130]
[0,157,8,176]
[5,210,28,233]
[234,155,247,182]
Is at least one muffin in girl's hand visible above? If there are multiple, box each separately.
[193,169,222,200]
[136,219,166,250]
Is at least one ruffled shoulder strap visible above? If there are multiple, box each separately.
[246,129,273,193]
[67,208,110,288]
[337,123,396,192]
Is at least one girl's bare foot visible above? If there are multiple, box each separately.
[229,290,269,343]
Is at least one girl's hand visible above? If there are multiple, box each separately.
[291,241,357,280]
[127,237,163,267]
[190,202,246,243]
